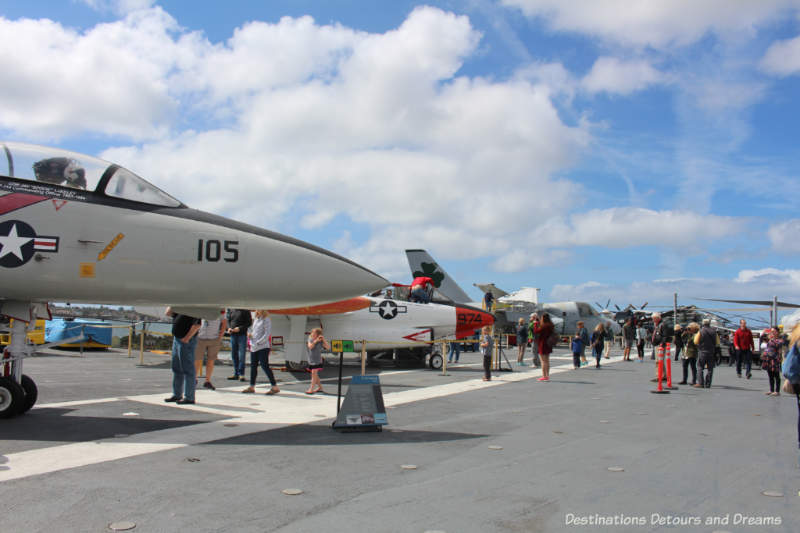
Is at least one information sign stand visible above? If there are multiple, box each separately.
[332,374,387,432]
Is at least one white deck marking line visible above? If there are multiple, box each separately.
[31,367,418,410]
[36,397,122,409]
[0,357,623,483]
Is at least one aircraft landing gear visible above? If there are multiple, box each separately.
[429,352,443,371]
[1,301,44,418]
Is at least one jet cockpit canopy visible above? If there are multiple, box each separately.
[1,142,181,207]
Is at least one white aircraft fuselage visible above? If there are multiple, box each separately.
[269,296,495,368]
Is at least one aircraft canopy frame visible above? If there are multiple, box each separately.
[1,142,181,208]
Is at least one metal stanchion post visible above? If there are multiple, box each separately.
[336,350,344,414]
[360,341,366,376]
[127,325,133,358]
[441,340,448,376]
[79,325,85,356]
[139,323,147,366]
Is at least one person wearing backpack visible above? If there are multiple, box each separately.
[781,321,800,466]
[533,313,555,382]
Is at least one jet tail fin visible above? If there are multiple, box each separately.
[405,249,472,304]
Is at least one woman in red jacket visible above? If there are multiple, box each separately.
[534,313,555,382]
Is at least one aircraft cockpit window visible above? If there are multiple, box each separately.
[104,167,181,207]
[577,303,595,317]
[1,142,106,191]
[393,286,411,302]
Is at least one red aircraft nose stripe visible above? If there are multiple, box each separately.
[455,307,495,338]
[0,193,48,215]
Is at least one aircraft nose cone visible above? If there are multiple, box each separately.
[455,306,495,336]
[281,244,388,305]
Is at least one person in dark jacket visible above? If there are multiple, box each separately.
[164,307,201,405]
[622,318,635,361]
[571,332,583,369]
[591,323,605,368]
[695,319,719,388]
[673,324,684,361]
[650,312,673,382]
[577,321,590,366]
[226,308,252,381]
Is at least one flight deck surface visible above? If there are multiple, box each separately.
[1,346,798,532]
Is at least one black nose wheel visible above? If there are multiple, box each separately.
[0,376,25,418]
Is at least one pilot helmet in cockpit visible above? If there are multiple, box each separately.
[32,157,87,189]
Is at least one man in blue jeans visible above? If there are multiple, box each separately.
[226,308,252,381]
[164,307,201,405]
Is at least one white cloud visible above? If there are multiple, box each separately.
[490,249,571,273]
[0,8,184,139]
[761,35,800,76]
[532,208,745,250]
[501,0,800,48]
[581,57,665,95]
[736,268,800,284]
[79,0,156,16]
[86,7,590,276]
[514,61,577,99]
[0,4,773,284]
[768,219,800,253]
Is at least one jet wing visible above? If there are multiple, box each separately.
[696,298,800,309]
[474,283,509,298]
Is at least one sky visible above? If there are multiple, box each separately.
[2,0,800,323]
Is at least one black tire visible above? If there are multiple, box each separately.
[429,352,443,371]
[0,376,25,418]
[20,374,37,414]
